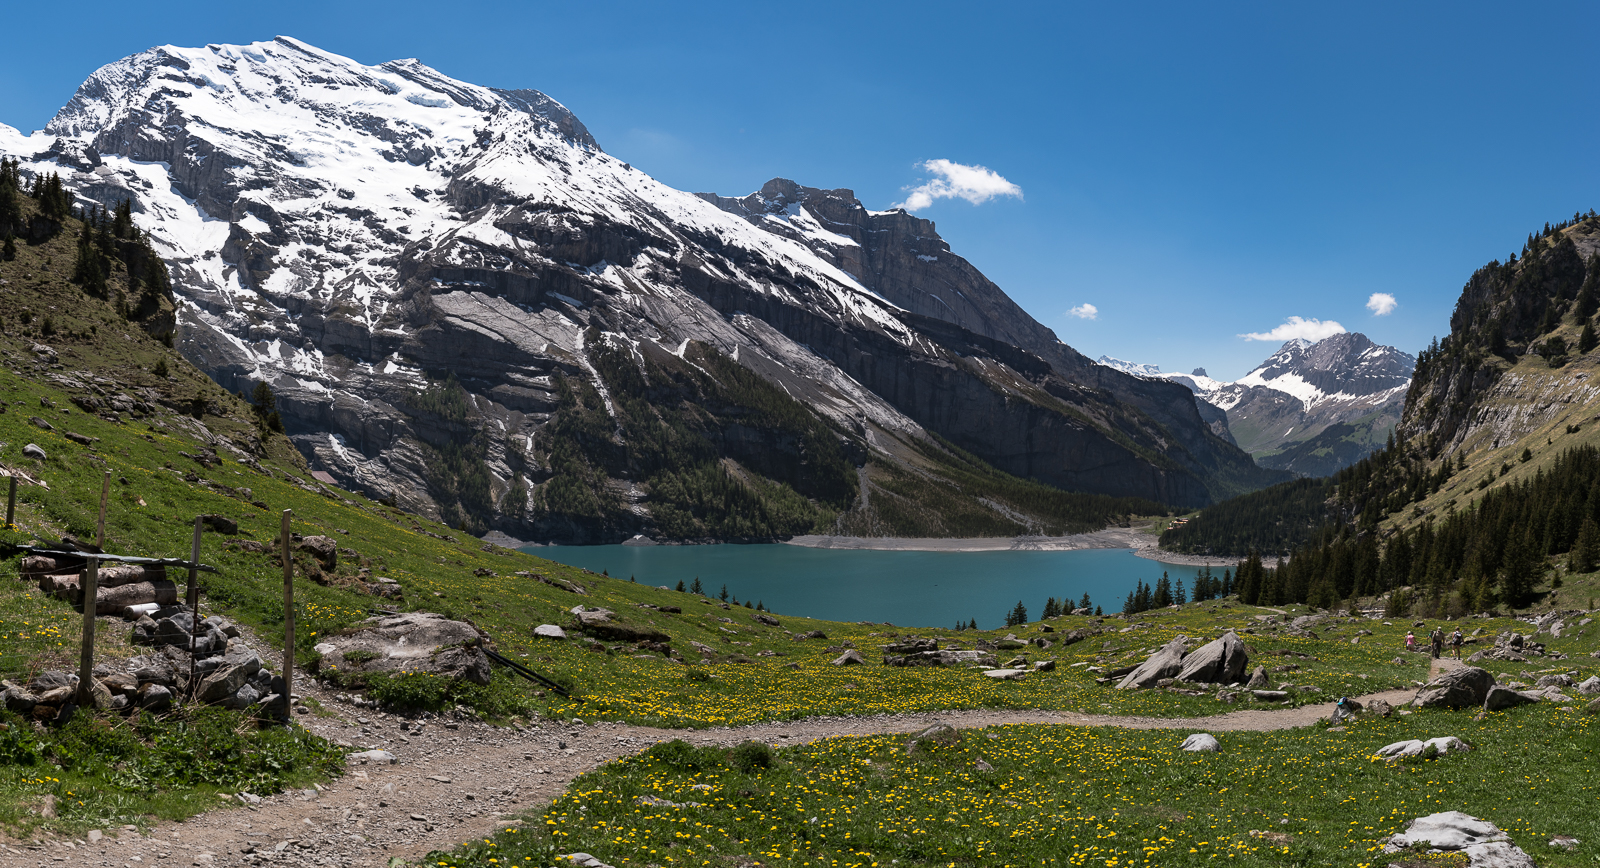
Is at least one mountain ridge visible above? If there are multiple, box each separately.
[0,36,1283,541]
[1097,332,1413,476]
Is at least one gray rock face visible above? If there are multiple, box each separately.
[1116,638,1190,690]
[3,37,1282,544]
[1578,675,1600,695]
[1384,812,1536,868]
[313,611,491,685]
[1482,686,1540,711]
[1175,631,1249,684]
[1413,667,1497,710]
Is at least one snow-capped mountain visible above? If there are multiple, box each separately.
[1097,333,1415,476]
[1,37,1282,538]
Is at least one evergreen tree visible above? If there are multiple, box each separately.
[1005,600,1028,627]
[1572,517,1600,573]
[690,577,704,595]
[1078,592,1091,611]
[1042,596,1061,619]
[1500,532,1539,608]
[1581,322,1598,355]
[675,580,686,592]
[969,618,978,630]
[1152,573,1172,608]
[1221,568,1233,597]
[719,584,729,602]
[1,235,14,262]
[1174,580,1187,606]
[251,380,284,433]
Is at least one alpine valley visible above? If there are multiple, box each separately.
[1098,331,1415,477]
[0,36,1286,543]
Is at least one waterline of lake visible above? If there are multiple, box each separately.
[523,544,1210,630]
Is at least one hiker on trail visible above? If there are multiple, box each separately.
[1406,631,1417,653]
[1450,628,1464,659]
[1430,627,1444,659]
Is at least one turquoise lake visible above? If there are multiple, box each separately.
[523,544,1207,630]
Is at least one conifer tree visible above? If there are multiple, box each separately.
[1580,322,1598,355]
[690,577,703,595]
[1078,592,1091,610]
[719,584,729,602]
[1572,517,1600,573]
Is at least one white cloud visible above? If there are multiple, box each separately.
[1239,316,1347,342]
[1366,292,1398,316]
[894,159,1023,211]
[1068,303,1098,320]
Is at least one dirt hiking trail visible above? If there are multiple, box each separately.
[0,670,1431,868]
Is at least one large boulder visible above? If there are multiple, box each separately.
[1115,637,1190,690]
[1180,733,1220,752]
[1483,686,1539,712]
[313,612,491,686]
[196,648,262,705]
[296,535,339,570]
[1384,812,1536,867]
[1413,667,1496,710]
[570,606,669,643]
[1175,631,1249,684]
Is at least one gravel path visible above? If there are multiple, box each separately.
[0,674,1424,868]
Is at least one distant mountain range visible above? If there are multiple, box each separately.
[1098,333,1415,476]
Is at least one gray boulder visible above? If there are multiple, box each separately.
[313,611,491,686]
[1413,667,1496,710]
[1251,690,1289,702]
[831,650,865,666]
[1578,675,1600,696]
[296,535,339,570]
[1115,637,1189,690]
[1175,631,1249,684]
[1246,666,1268,688]
[1384,811,1536,868]
[1536,674,1572,689]
[137,684,173,712]
[1482,686,1539,712]
[1180,733,1219,752]
[22,443,46,460]
[533,624,568,640]
[196,649,262,704]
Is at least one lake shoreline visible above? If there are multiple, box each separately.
[785,528,1247,567]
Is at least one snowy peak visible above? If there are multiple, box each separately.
[1237,332,1414,407]
[1095,355,1166,379]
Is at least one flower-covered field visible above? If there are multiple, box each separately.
[430,702,1600,868]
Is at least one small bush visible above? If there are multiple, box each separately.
[730,740,774,773]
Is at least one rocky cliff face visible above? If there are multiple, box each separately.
[0,37,1282,539]
[1099,332,1414,476]
[1400,214,1600,454]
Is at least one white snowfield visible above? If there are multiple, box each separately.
[0,35,926,430]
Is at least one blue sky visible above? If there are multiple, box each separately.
[3,1,1597,379]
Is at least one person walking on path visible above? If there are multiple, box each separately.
[1406,631,1417,653]
[1450,628,1464,659]
[1430,627,1444,659]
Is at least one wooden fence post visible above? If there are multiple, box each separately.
[4,475,15,528]
[76,556,99,707]
[281,509,294,721]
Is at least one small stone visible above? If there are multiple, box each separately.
[534,624,567,640]
[1180,733,1220,752]
[87,830,102,843]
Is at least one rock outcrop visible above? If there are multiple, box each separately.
[313,612,491,686]
[1174,631,1249,685]
[1116,638,1191,690]
[1413,667,1497,710]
